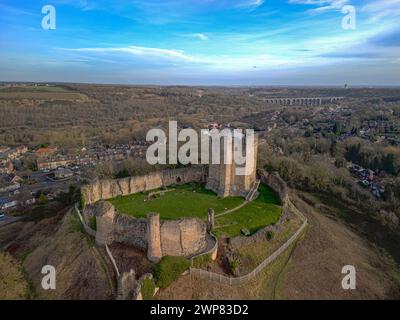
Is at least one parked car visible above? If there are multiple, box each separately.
[0,212,6,219]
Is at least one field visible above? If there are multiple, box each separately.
[213,184,282,237]
[0,85,88,100]
[109,184,245,220]
[109,183,282,237]
[0,85,69,93]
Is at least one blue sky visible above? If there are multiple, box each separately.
[0,0,399,85]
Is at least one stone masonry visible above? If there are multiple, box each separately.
[206,131,258,198]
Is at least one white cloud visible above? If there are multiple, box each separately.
[190,33,209,41]
[235,0,264,9]
[65,45,196,62]
[288,0,348,13]
[362,0,400,22]
[62,44,298,71]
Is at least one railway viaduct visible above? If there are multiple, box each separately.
[263,97,344,106]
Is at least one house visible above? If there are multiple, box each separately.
[0,173,21,193]
[16,145,28,154]
[37,155,75,170]
[54,168,74,179]
[9,173,23,184]
[0,182,20,193]
[36,147,57,158]
[0,198,18,210]
[19,193,36,207]
[0,161,14,174]
[0,146,10,154]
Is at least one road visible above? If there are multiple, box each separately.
[0,214,23,228]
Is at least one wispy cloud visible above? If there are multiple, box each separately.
[0,3,36,16]
[62,44,316,71]
[289,0,348,13]
[189,33,209,41]
[235,0,264,9]
[362,0,400,22]
[64,45,196,62]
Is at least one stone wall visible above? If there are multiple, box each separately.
[147,213,162,262]
[114,215,147,250]
[85,202,208,261]
[82,166,206,205]
[258,169,288,204]
[206,134,258,198]
[94,201,116,245]
[161,218,207,257]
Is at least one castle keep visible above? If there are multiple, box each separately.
[206,131,258,198]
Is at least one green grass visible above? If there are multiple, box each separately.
[109,184,245,220]
[141,277,156,300]
[214,184,282,238]
[109,183,283,238]
[154,256,191,289]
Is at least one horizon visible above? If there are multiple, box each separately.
[2,81,400,89]
[1,0,400,86]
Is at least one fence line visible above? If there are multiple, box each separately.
[190,197,308,285]
[105,243,121,278]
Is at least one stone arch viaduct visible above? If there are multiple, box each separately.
[263,97,344,106]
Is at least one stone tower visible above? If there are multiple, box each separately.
[206,130,258,198]
[147,212,162,262]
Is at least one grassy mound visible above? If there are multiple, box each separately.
[154,256,191,289]
[214,184,282,238]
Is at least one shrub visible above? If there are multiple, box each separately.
[141,277,156,300]
[79,196,85,210]
[115,168,130,179]
[192,253,212,268]
[88,216,97,231]
[266,231,274,241]
[227,256,240,275]
[154,256,191,289]
[38,194,48,205]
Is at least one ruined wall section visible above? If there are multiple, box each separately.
[82,166,206,205]
[85,203,208,262]
[94,201,116,245]
[113,215,147,250]
[258,170,288,204]
[147,213,162,262]
[159,218,207,258]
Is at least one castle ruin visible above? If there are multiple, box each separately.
[206,130,258,198]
